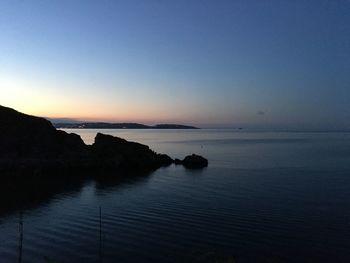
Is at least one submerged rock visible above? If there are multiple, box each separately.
[182,154,208,169]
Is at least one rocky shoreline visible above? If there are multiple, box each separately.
[0,105,208,178]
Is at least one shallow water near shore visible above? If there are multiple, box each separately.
[1,129,350,262]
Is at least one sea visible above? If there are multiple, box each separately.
[1,129,350,263]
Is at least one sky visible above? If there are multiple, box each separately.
[1,0,349,129]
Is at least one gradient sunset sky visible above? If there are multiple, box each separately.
[1,0,349,129]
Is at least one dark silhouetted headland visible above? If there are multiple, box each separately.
[0,105,207,180]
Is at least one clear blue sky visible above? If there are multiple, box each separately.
[1,0,349,129]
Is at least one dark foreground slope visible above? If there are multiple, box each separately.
[0,105,87,169]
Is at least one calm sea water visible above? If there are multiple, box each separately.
[1,129,350,263]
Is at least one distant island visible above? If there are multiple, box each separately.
[53,122,199,129]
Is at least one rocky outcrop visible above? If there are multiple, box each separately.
[0,105,88,169]
[90,133,172,170]
[173,154,208,169]
[181,154,209,169]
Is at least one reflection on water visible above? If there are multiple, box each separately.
[1,130,350,263]
[0,171,152,217]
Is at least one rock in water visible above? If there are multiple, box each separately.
[182,154,208,169]
[91,133,173,170]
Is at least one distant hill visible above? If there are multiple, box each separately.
[53,122,199,129]
[46,117,81,124]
